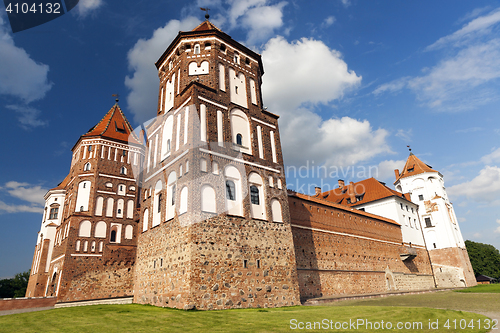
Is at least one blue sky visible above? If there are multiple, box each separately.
[1,0,500,278]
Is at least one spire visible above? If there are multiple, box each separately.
[82,104,141,145]
[395,153,438,181]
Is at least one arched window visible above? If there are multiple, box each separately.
[212,161,219,175]
[152,180,162,227]
[110,230,117,242]
[250,186,259,205]
[230,109,251,154]
[271,199,283,223]
[75,181,91,212]
[126,200,134,219]
[249,172,266,219]
[78,220,91,237]
[95,221,106,238]
[125,225,133,240]
[194,44,200,54]
[166,171,177,220]
[226,180,236,201]
[161,115,173,159]
[201,185,216,213]
[143,208,149,232]
[95,197,104,216]
[224,165,243,216]
[120,166,127,175]
[75,240,81,252]
[200,158,207,172]
[179,186,188,214]
[83,240,88,252]
[106,198,114,217]
[84,162,91,171]
[116,199,124,218]
[117,184,126,195]
[91,241,96,252]
[98,241,104,252]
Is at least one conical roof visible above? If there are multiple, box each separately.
[192,20,222,32]
[395,153,438,181]
[82,104,141,145]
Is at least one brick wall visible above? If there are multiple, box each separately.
[429,247,477,287]
[0,297,56,311]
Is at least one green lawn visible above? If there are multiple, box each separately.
[456,284,500,293]
[0,303,491,333]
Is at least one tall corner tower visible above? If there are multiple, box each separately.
[27,103,145,301]
[134,19,300,310]
[394,153,476,287]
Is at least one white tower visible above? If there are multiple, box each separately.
[394,153,476,287]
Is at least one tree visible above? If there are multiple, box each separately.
[0,270,30,298]
[465,240,500,280]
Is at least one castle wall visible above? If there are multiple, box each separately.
[428,247,476,288]
[289,195,435,301]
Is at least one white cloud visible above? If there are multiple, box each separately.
[125,16,200,124]
[322,16,336,28]
[0,201,43,214]
[375,159,406,182]
[6,105,48,129]
[494,219,500,233]
[448,166,500,204]
[260,36,391,168]
[427,8,500,51]
[340,0,350,7]
[481,147,500,165]
[3,181,47,205]
[241,1,287,45]
[395,129,412,142]
[262,36,361,110]
[76,0,103,18]
[0,15,52,103]
[372,77,410,95]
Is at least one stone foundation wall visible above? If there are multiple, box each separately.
[429,247,477,287]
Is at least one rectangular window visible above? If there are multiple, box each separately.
[418,194,424,201]
[256,260,260,269]
[424,217,432,228]
[49,207,59,219]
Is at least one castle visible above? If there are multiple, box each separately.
[25,20,476,309]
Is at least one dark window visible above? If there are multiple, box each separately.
[123,150,127,156]
[250,185,259,205]
[226,180,236,201]
[243,259,248,268]
[346,198,351,204]
[256,259,260,268]
[400,203,403,209]
[433,243,437,249]
[120,167,126,175]
[171,185,176,205]
[118,209,122,215]
[418,194,424,201]
[110,230,117,242]
[236,133,243,145]
[88,145,92,152]
[167,139,171,152]
[49,208,58,219]
[220,44,226,52]
[80,206,84,212]
[424,217,432,228]
[407,166,414,172]
[158,193,162,213]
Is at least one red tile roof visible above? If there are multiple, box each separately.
[82,104,141,145]
[318,177,411,208]
[192,20,221,32]
[395,153,437,182]
[289,190,400,226]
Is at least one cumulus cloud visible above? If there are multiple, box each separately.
[241,1,287,45]
[260,36,391,168]
[76,0,103,18]
[0,16,52,103]
[481,147,500,165]
[0,181,47,214]
[3,181,47,205]
[375,159,406,182]
[125,16,200,124]
[322,16,336,28]
[495,219,500,234]
[448,166,500,204]
[6,105,48,129]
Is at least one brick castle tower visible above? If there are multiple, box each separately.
[133,19,300,309]
[26,104,145,301]
[394,153,476,287]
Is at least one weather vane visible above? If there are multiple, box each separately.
[112,94,119,104]
[407,145,411,152]
[200,7,210,20]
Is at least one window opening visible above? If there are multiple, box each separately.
[236,133,243,146]
[226,180,236,201]
[110,230,117,242]
[250,186,259,205]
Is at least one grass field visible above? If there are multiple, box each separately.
[0,302,492,333]
[455,284,500,293]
